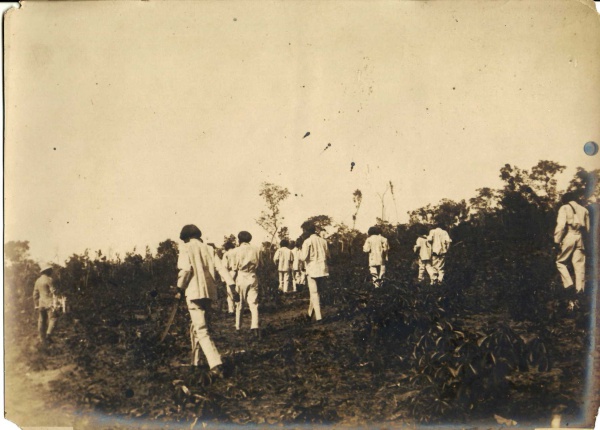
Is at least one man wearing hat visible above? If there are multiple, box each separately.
[33,264,58,345]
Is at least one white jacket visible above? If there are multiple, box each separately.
[363,234,389,266]
[301,234,330,278]
[554,201,589,244]
[428,228,451,255]
[177,239,234,302]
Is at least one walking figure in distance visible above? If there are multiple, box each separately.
[414,225,434,283]
[290,240,303,292]
[176,225,237,378]
[221,241,237,315]
[300,221,330,322]
[232,231,262,338]
[363,226,389,287]
[274,239,294,293]
[554,192,589,309]
[33,263,58,346]
[427,223,452,284]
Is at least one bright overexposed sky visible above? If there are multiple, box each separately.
[4,0,600,264]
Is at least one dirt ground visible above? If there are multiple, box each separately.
[4,285,593,429]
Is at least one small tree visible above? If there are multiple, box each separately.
[389,181,399,223]
[222,234,237,250]
[256,182,291,246]
[277,226,290,242]
[377,183,390,222]
[304,215,333,237]
[352,189,363,230]
[567,167,600,204]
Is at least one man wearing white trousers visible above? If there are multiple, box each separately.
[33,264,58,346]
[176,224,237,378]
[363,226,389,287]
[414,226,434,283]
[274,239,294,293]
[554,192,589,294]
[232,231,262,338]
[300,221,330,322]
[221,241,237,314]
[428,224,452,284]
[290,240,304,292]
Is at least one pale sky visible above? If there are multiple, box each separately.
[4,0,600,264]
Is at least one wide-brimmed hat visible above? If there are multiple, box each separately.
[40,263,53,273]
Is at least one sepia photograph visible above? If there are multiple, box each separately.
[3,0,600,428]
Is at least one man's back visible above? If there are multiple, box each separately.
[33,274,54,308]
[274,247,293,272]
[235,243,261,273]
[179,238,218,300]
[301,234,329,277]
[363,235,389,266]
[222,249,236,272]
[555,201,590,244]
[428,228,451,255]
[291,248,302,270]
[414,236,432,260]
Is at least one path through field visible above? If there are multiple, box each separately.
[4,285,590,428]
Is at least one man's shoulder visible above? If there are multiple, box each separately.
[577,203,589,214]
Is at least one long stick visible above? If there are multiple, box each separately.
[159,294,183,343]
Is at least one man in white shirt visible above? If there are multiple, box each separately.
[300,221,330,322]
[427,224,452,284]
[290,240,304,292]
[176,225,237,378]
[413,226,434,283]
[363,226,389,287]
[554,192,590,293]
[221,241,237,315]
[33,264,58,346]
[231,231,262,338]
[273,239,294,293]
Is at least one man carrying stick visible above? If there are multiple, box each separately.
[175,224,238,378]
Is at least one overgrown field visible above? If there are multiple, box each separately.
[5,161,598,428]
[5,258,593,429]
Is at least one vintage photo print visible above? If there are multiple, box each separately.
[3,0,600,428]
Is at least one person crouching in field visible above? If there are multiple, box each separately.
[232,231,262,338]
[427,224,452,284]
[274,239,294,293]
[221,241,237,315]
[413,226,434,283]
[554,192,590,309]
[176,225,237,378]
[363,226,389,287]
[33,264,58,346]
[300,221,330,322]
[290,240,303,292]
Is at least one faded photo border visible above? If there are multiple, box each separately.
[3,1,600,429]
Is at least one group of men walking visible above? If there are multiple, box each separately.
[175,221,329,378]
[361,224,452,286]
[273,239,306,293]
[31,190,591,379]
[413,225,452,284]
